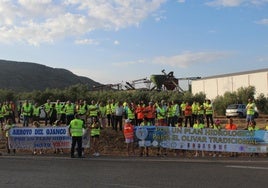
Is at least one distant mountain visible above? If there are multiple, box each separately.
[0,59,102,92]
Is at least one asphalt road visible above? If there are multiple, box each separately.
[0,155,268,188]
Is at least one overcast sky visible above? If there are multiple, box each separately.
[0,0,268,89]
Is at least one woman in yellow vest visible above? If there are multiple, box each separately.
[90,117,101,157]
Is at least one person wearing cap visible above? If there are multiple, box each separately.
[123,119,135,156]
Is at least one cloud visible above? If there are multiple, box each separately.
[152,51,233,68]
[0,0,166,45]
[205,0,268,7]
[114,40,120,45]
[113,59,146,67]
[255,18,268,25]
[75,38,99,45]
[111,51,232,68]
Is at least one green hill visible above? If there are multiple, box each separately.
[0,59,102,92]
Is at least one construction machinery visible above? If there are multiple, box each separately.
[150,69,201,91]
[125,78,152,90]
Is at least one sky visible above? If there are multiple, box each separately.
[0,0,268,90]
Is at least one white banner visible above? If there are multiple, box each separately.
[8,126,90,149]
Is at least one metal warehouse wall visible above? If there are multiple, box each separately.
[191,69,268,100]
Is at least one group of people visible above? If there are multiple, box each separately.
[1,97,267,158]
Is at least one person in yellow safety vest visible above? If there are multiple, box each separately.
[247,121,260,157]
[22,100,32,127]
[126,102,136,125]
[180,101,186,116]
[156,100,167,126]
[32,103,41,123]
[65,100,75,125]
[90,117,101,157]
[0,102,4,128]
[4,119,16,155]
[60,102,66,124]
[55,100,63,122]
[191,101,198,126]
[106,99,113,127]
[167,101,175,127]
[3,101,12,123]
[265,120,268,131]
[204,99,214,128]
[69,114,86,158]
[44,99,52,126]
[197,102,205,124]
[98,101,106,128]
[246,98,256,129]
[88,100,99,124]
[193,119,205,157]
[78,100,88,125]
[110,99,117,130]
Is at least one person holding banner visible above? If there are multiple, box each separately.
[69,114,86,158]
[212,119,222,157]
[90,117,101,157]
[32,121,44,155]
[225,118,238,157]
[123,119,135,156]
[193,119,205,157]
[4,119,16,155]
[139,118,151,157]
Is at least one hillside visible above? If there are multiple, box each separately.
[0,59,102,92]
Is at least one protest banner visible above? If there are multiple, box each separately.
[8,126,90,149]
[135,126,268,153]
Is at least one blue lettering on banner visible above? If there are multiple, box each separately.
[12,129,32,135]
[46,128,66,135]
[35,129,43,135]
[8,126,88,149]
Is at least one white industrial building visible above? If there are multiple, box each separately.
[191,68,268,100]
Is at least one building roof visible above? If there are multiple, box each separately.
[200,68,268,80]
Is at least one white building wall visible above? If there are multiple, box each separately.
[192,69,268,100]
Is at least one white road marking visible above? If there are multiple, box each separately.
[101,183,150,188]
[226,165,268,170]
